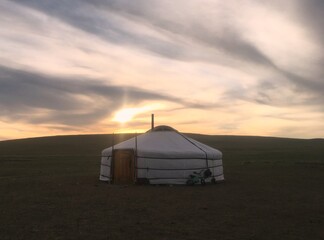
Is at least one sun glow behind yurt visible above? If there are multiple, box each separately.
[100,125,224,184]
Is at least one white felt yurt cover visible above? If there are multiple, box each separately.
[100,126,224,184]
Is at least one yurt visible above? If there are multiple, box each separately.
[100,125,224,185]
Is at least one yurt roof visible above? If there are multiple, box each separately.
[103,126,222,159]
[147,125,177,132]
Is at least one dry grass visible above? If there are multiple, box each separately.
[0,134,323,240]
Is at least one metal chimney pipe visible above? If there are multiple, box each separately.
[151,114,154,130]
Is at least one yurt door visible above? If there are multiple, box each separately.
[112,149,135,184]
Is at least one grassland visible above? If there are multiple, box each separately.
[0,134,323,240]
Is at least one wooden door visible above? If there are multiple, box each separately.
[112,149,135,184]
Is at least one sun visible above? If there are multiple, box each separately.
[112,104,164,124]
[113,108,140,123]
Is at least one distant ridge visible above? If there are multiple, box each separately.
[0,134,323,164]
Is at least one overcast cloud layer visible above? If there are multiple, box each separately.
[0,0,323,139]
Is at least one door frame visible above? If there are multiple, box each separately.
[111,149,136,184]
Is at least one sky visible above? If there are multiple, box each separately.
[0,0,324,140]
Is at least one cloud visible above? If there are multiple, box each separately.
[7,1,324,109]
[18,0,323,98]
[2,0,324,139]
[296,0,324,45]
[223,65,324,110]
[0,65,197,126]
[95,0,276,65]
[12,0,277,70]
[10,0,186,60]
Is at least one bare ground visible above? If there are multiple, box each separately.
[0,134,323,240]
